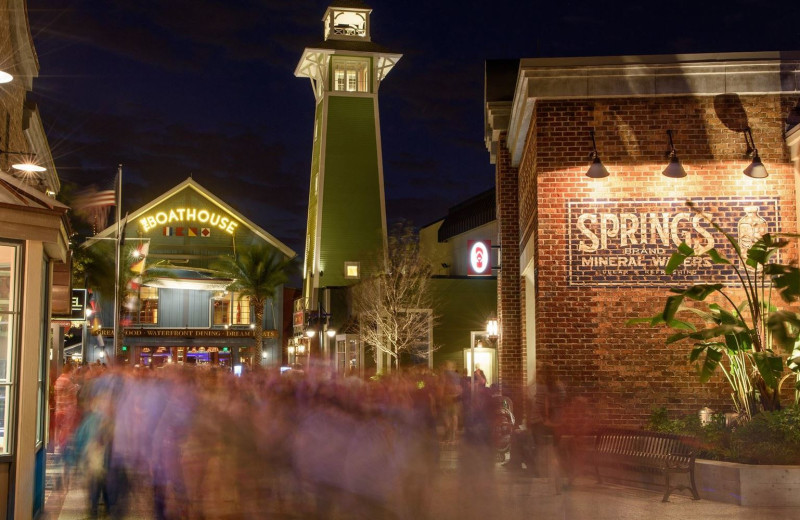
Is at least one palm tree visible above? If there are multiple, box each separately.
[74,240,174,358]
[213,245,297,367]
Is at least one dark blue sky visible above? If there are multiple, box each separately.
[28,0,799,255]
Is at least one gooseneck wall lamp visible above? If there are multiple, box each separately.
[0,70,11,84]
[586,130,610,178]
[662,130,687,178]
[743,127,768,179]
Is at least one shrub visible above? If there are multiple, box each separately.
[647,407,800,464]
[732,408,800,464]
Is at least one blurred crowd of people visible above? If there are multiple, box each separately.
[51,360,502,519]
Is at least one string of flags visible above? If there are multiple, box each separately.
[162,226,211,237]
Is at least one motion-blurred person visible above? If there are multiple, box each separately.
[458,385,497,519]
[440,361,462,444]
[54,361,79,456]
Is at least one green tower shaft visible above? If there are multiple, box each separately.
[296,1,401,309]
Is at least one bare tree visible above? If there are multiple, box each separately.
[353,223,437,371]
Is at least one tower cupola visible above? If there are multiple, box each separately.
[323,1,372,42]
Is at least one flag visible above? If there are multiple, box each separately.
[73,171,119,231]
[163,227,173,236]
[188,227,197,237]
[201,228,211,237]
[130,242,149,274]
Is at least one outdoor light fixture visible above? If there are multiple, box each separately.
[0,70,11,83]
[306,329,316,338]
[662,130,687,178]
[326,329,336,338]
[486,318,498,338]
[743,127,768,179]
[0,148,46,173]
[586,130,609,178]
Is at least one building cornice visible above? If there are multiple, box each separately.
[486,52,800,167]
[8,0,39,90]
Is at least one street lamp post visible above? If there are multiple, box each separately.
[305,298,333,365]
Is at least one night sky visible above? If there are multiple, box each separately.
[27,0,800,256]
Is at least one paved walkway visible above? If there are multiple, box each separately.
[44,445,799,519]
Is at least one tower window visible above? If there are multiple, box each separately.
[332,59,369,93]
[344,261,360,279]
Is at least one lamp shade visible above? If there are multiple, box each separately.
[586,157,610,178]
[12,163,46,173]
[743,154,768,179]
[586,130,609,178]
[662,154,687,178]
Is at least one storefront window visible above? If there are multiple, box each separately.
[231,292,251,325]
[37,260,49,446]
[138,286,158,324]
[212,298,230,326]
[0,243,21,454]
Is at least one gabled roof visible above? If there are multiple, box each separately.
[0,170,67,213]
[85,177,296,258]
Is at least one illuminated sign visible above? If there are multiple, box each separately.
[468,240,491,276]
[567,197,779,287]
[139,207,239,234]
[70,289,87,320]
[97,328,279,338]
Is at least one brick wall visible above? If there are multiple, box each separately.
[513,94,800,428]
[0,2,31,170]
[495,134,524,408]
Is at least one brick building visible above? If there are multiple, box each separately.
[484,52,800,427]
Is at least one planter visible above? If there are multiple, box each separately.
[574,456,800,506]
[695,459,800,507]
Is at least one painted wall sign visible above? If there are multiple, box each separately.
[567,198,780,287]
[139,207,239,234]
[468,240,492,276]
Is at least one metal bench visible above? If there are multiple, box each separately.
[593,428,700,502]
